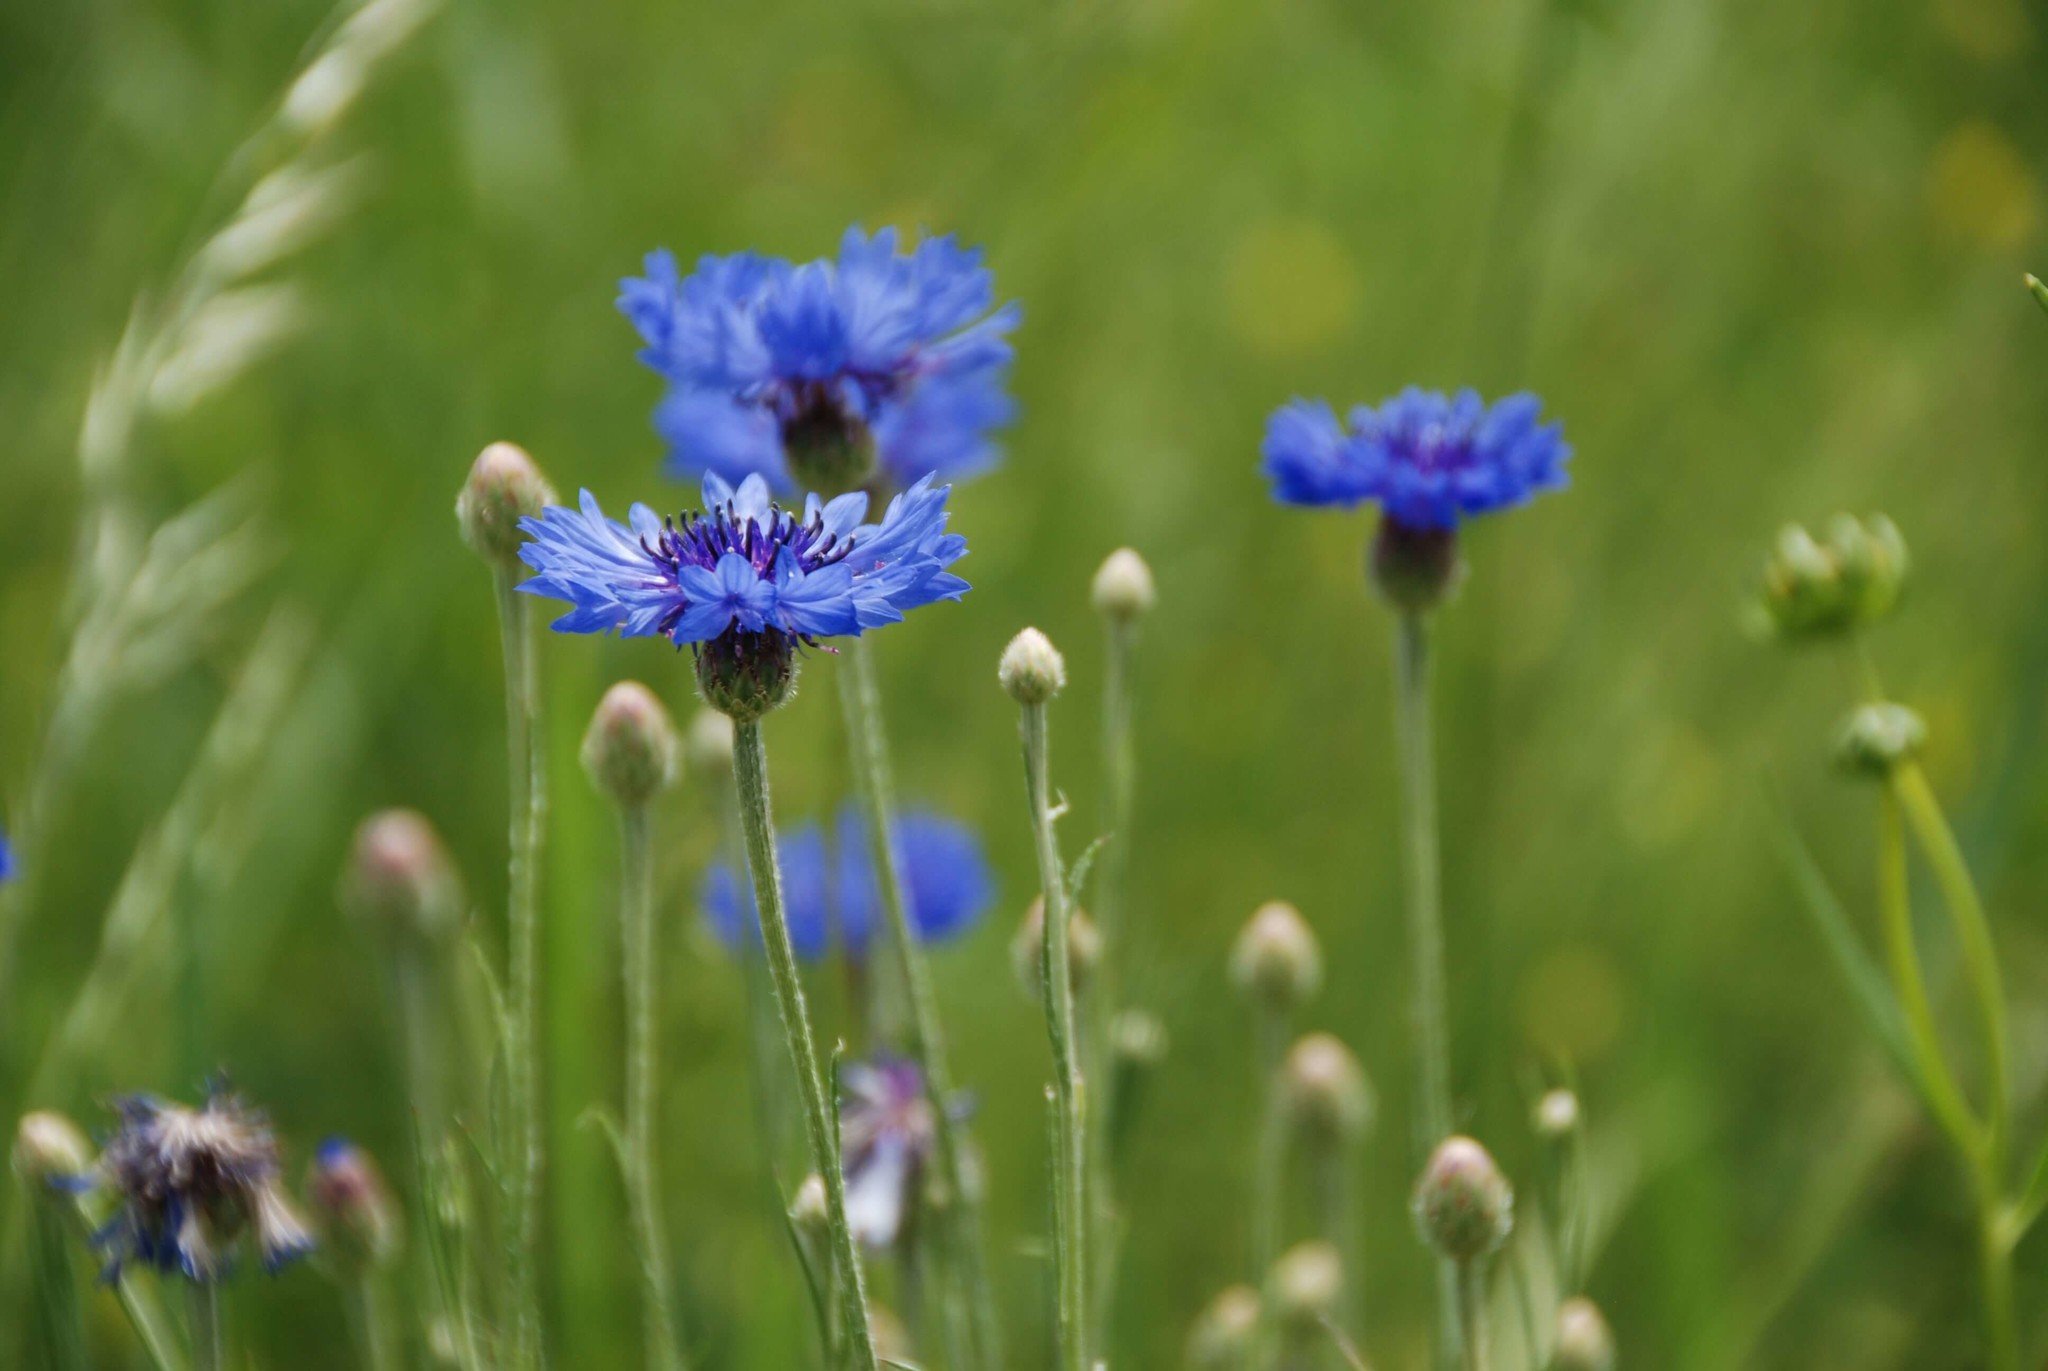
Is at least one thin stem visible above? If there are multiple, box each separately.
[1873,793,1984,1167]
[350,1273,399,1371]
[490,566,546,1367]
[1453,1261,1487,1371]
[1090,616,1138,1351]
[837,641,997,1367]
[1392,610,1461,1371]
[731,719,879,1371]
[1980,1213,2018,1371]
[1892,763,2010,1175]
[1018,700,1088,1371]
[620,804,687,1371]
[27,1196,86,1371]
[60,1195,184,1371]
[188,1284,223,1371]
[1251,1005,1289,1286]
[1309,1144,1361,1343]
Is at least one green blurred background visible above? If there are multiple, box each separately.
[4,0,2048,1364]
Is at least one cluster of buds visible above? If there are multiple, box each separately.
[1230,901,1323,1012]
[1754,513,1907,640]
[1833,701,1927,780]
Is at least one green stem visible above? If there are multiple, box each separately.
[27,1195,86,1371]
[837,641,998,1368]
[1892,763,2009,1174]
[490,567,546,1368]
[1090,616,1137,1351]
[188,1284,222,1371]
[1018,700,1088,1371]
[1453,1261,1487,1371]
[731,719,879,1371]
[620,804,687,1371]
[1309,1143,1360,1344]
[1980,1213,2018,1371]
[1251,1005,1289,1287]
[1392,611,1461,1371]
[350,1272,399,1371]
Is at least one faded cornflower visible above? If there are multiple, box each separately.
[839,1058,938,1250]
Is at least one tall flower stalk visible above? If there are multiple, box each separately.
[1262,385,1570,1370]
[1000,628,1088,1371]
[837,640,1001,1366]
[457,441,556,1366]
[583,684,690,1371]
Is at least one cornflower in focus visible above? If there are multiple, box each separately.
[619,227,1019,495]
[82,1089,314,1282]
[702,806,993,960]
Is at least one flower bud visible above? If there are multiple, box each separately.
[308,1138,399,1270]
[789,1173,831,1242]
[341,809,463,944]
[695,633,798,723]
[1553,1296,1616,1371]
[1011,897,1101,998]
[1756,514,1908,639]
[1372,518,1464,613]
[1283,1032,1374,1146]
[1112,1009,1168,1069]
[1833,701,1926,779]
[1413,1135,1514,1262]
[1091,548,1156,622]
[581,682,680,808]
[1230,901,1322,1011]
[685,710,735,778]
[12,1110,93,1185]
[998,628,1066,705]
[1533,1087,1580,1140]
[1265,1240,1343,1340]
[456,441,555,568]
[1186,1285,1261,1368]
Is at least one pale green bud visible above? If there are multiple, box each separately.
[456,441,554,567]
[582,681,680,807]
[341,809,463,944]
[998,628,1066,705]
[1833,702,1926,779]
[1266,1240,1344,1339]
[1230,901,1322,1011]
[1553,1296,1616,1371]
[1186,1285,1261,1367]
[1413,1135,1514,1262]
[1283,1032,1374,1146]
[1092,548,1156,622]
[1534,1087,1580,1139]
[13,1111,93,1184]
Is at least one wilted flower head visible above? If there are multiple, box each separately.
[87,1089,314,1282]
[839,1057,936,1249]
[619,226,1020,496]
[704,806,992,961]
[307,1138,399,1271]
[1754,513,1907,640]
[519,472,968,721]
[1263,387,1569,529]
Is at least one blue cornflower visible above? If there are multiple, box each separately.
[704,806,993,961]
[839,1056,935,1249]
[0,826,13,883]
[518,470,968,719]
[83,1090,314,1282]
[618,226,1020,496]
[1262,387,1569,530]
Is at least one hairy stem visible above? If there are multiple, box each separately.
[620,804,687,1371]
[1018,700,1088,1371]
[731,719,878,1371]
[837,641,996,1367]
[1090,615,1138,1350]
[1251,1004,1290,1286]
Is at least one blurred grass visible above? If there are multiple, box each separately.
[2,0,2046,1365]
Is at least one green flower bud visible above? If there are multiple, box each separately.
[695,633,798,723]
[1372,518,1465,613]
[1833,702,1926,779]
[1011,897,1101,998]
[1092,548,1156,622]
[1756,514,1908,639]
[341,810,464,944]
[1186,1285,1262,1368]
[1533,1087,1580,1140]
[12,1110,93,1185]
[581,681,680,808]
[789,1173,830,1243]
[1413,1135,1514,1262]
[1112,1008,1168,1069]
[1553,1296,1616,1371]
[456,441,555,568]
[998,627,1066,705]
[1230,901,1323,1011]
[1283,1032,1374,1147]
[684,709,735,778]
[1266,1240,1344,1341]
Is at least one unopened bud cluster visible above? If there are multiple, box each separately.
[1230,901,1322,1011]
[1413,1135,1514,1262]
[1756,513,1907,640]
[581,681,680,807]
[1833,701,1926,779]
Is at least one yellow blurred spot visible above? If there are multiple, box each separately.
[1926,122,2037,250]
[1518,944,1627,1061]
[1224,217,1361,359]
[1930,0,2031,62]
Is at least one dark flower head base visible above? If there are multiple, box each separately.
[619,226,1020,496]
[1264,386,1570,609]
[519,471,969,718]
[84,1089,313,1283]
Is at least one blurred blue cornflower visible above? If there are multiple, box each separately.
[704,806,993,962]
[0,826,13,883]
[839,1056,936,1249]
[618,226,1020,494]
[1262,387,1569,530]
[80,1090,314,1282]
